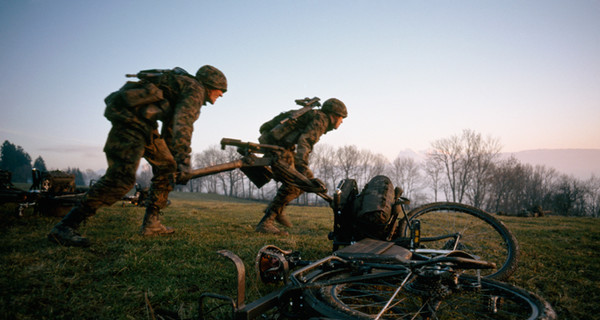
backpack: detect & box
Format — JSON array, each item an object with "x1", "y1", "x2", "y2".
[
  {"x1": 258, "y1": 98, "x2": 321, "y2": 145},
  {"x1": 259, "y1": 109, "x2": 295, "y2": 135}
]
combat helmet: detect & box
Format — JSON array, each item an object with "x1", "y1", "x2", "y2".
[
  {"x1": 196, "y1": 65, "x2": 227, "y2": 92},
  {"x1": 321, "y1": 98, "x2": 347, "y2": 118}
]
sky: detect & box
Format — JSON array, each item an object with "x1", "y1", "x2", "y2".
[{"x1": 1, "y1": 0, "x2": 599, "y2": 172}]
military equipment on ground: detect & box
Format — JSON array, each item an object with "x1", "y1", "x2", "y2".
[
  {"x1": 179, "y1": 138, "x2": 332, "y2": 203},
  {"x1": 1, "y1": 169, "x2": 86, "y2": 217},
  {"x1": 121, "y1": 183, "x2": 148, "y2": 207}
]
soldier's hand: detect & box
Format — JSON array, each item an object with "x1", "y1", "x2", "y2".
[
  {"x1": 310, "y1": 178, "x2": 327, "y2": 193},
  {"x1": 175, "y1": 164, "x2": 191, "y2": 185}
]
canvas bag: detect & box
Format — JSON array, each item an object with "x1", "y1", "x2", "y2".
[{"x1": 355, "y1": 175, "x2": 396, "y2": 239}]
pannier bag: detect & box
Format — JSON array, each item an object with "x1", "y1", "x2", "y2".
[{"x1": 355, "y1": 175, "x2": 396, "y2": 239}]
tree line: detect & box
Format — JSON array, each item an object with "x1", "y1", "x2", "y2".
[
  {"x1": 174, "y1": 129, "x2": 599, "y2": 218},
  {"x1": 0, "y1": 140, "x2": 100, "y2": 187},
  {"x1": 3, "y1": 131, "x2": 599, "y2": 218}
]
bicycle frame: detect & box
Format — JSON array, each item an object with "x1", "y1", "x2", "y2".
[{"x1": 199, "y1": 237, "x2": 495, "y2": 320}]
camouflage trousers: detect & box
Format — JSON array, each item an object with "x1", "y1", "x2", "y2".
[
  {"x1": 79, "y1": 123, "x2": 176, "y2": 215},
  {"x1": 265, "y1": 149, "x2": 314, "y2": 215}
]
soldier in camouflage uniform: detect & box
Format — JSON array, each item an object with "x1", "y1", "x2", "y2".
[
  {"x1": 256, "y1": 98, "x2": 347, "y2": 235},
  {"x1": 48, "y1": 65, "x2": 227, "y2": 247}
]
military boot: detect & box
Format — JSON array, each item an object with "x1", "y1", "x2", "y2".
[
  {"x1": 265, "y1": 206, "x2": 293, "y2": 228},
  {"x1": 255, "y1": 211, "x2": 289, "y2": 235},
  {"x1": 275, "y1": 212, "x2": 293, "y2": 228},
  {"x1": 140, "y1": 206, "x2": 175, "y2": 236},
  {"x1": 47, "y1": 206, "x2": 91, "y2": 247}
]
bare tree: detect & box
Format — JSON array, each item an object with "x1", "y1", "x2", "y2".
[
  {"x1": 388, "y1": 156, "x2": 422, "y2": 200},
  {"x1": 551, "y1": 174, "x2": 587, "y2": 216},
  {"x1": 487, "y1": 157, "x2": 523, "y2": 213},
  {"x1": 486, "y1": 159, "x2": 560, "y2": 215},
  {"x1": 583, "y1": 174, "x2": 600, "y2": 217},
  {"x1": 215, "y1": 147, "x2": 245, "y2": 196},
  {"x1": 522, "y1": 165, "x2": 557, "y2": 211},
  {"x1": 310, "y1": 144, "x2": 340, "y2": 194},
  {"x1": 465, "y1": 131, "x2": 502, "y2": 208},
  {"x1": 424, "y1": 154, "x2": 443, "y2": 202},
  {"x1": 428, "y1": 133, "x2": 464, "y2": 202},
  {"x1": 359, "y1": 151, "x2": 388, "y2": 186},
  {"x1": 428, "y1": 129, "x2": 500, "y2": 204},
  {"x1": 194, "y1": 145, "x2": 224, "y2": 193},
  {"x1": 336, "y1": 145, "x2": 362, "y2": 181}
]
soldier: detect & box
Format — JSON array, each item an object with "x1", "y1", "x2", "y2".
[
  {"x1": 48, "y1": 65, "x2": 227, "y2": 247},
  {"x1": 256, "y1": 98, "x2": 347, "y2": 234}
]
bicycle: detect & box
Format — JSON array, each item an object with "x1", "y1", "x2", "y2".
[
  {"x1": 193, "y1": 146, "x2": 554, "y2": 318},
  {"x1": 199, "y1": 238, "x2": 554, "y2": 319}
]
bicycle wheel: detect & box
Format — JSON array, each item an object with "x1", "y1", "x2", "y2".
[
  {"x1": 401, "y1": 202, "x2": 518, "y2": 280},
  {"x1": 304, "y1": 268, "x2": 556, "y2": 320}
]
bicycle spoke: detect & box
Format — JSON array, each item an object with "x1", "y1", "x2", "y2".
[
  {"x1": 405, "y1": 203, "x2": 518, "y2": 280},
  {"x1": 375, "y1": 271, "x2": 412, "y2": 320},
  {"x1": 304, "y1": 267, "x2": 552, "y2": 320}
]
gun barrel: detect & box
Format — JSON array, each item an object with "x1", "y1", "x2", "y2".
[
  {"x1": 220, "y1": 138, "x2": 244, "y2": 149},
  {"x1": 220, "y1": 138, "x2": 285, "y2": 154},
  {"x1": 188, "y1": 160, "x2": 244, "y2": 180}
]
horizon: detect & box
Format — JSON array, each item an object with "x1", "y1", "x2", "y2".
[
  {"x1": 8, "y1": 138, "x2": 598, "y2": 181},
  {"x1": 1, "y1": 1, "x2": 599, "y2": 173}
]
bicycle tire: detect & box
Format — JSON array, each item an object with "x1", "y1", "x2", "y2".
[
  {"x1": 304, "y1": 268, "x2": 556, "y2": 320},
  {"x1": 402, "y1": 202, "x2": 518, "y2": 281}
]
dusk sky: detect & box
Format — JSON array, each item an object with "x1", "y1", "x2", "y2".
[{"x1": 1, "y1": 1, "x2": 599, "y2": 171}]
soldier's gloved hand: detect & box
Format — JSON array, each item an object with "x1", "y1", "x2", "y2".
[
  {"x1": 310, "y1": 178, "x2": 327, "y2": 193},
  {"x1": 175, "y1": 164, "x2": 191, "y2": 185}
]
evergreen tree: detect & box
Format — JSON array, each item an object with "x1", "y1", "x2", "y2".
[
  {"x1": 66, "y1": 167, "x2": 86, "y2": 186},
  {"x1": 0, "y1": 140, "x2": 32, "y2": 182},
  {"x1": 33, "y1": 156, "x2": 47, "y2": 172}
]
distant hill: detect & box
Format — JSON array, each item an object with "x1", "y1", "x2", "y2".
[{"x1": 503, "y1": 149, "x2": 600, "y2": 180}]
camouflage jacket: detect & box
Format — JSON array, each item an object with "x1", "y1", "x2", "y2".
[
  {"x1": 104, "y1": 68, "x2": 207, "y2": 167},
  {"x1": 260, "y1": 109, "x2": 334, "y2": 174}
]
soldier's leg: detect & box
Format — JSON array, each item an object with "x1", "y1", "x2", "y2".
[
  {"x1": 272, "y1": 150, "x2": 308, "y2": 228},
  {"x1": 274, "y1": 183, "x2": 304, "y2": 227},
  {"x1": 256, "y1": 183, "x2": 303, "y2": 234},
  {"x1": 140, "y1": 131, "x2": 176, "y2": 236},
  {"x1": 48, "y1": 126, "x2": 145, "y2": 246}
]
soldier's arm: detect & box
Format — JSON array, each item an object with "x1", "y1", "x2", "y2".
[
  {"x1": 170, "y1": 78, "x2": 206, "y2": 167},
  {"x1": 294, "y1": 112, "x2": 329, "y2": 175}
]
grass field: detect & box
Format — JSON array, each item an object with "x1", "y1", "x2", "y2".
[{"x1": 1, "y1": 191, "x2": 599, "y2": 319}]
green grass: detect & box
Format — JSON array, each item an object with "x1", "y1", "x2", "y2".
[{"x1": 1, "y1": 192, "x2": 599, "y2": 319}]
